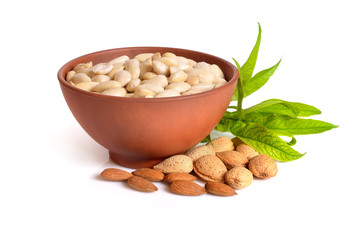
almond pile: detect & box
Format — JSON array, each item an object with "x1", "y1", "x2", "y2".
[{"x1": 99, "y1": 136, "x2": 278, "y2": 196}]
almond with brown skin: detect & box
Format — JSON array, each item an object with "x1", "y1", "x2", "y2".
[
  {"x1": 132, "y1": 168, "x2": 164, "y2": 182},
  {"x1": 127, "y1": 176, "x2": 158, "y2": 192},
  {"x1": 100, "y1": 168, "x2": 132, "y2": 181},
  {"x1": 164, "y1": 172, "x2": 197, "y2": 183},
  {"x1": 205, "y1": 181, "x2": 237, "y2": 196},
  {"x1": 169, "y1": 180, "x2": 206, "y2": 196}
]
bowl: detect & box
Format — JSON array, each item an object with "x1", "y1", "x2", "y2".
[{"x1": 57, "y1": 47, "x2": 238, "y2": 168}]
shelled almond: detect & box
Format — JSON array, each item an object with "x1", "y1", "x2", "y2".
[
  {"x1": 132, "y1": 168, "x2": 165, "y2": 182},
  {"x1": 98, "y1": 136, "x2": 278, "y2": 196}
]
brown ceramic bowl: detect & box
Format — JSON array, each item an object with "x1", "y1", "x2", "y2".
[{"x1": 58, "y1": 47, "x2": 238, "y2": 168}]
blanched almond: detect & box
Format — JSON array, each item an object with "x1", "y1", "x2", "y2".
[
  {"x1": 139, "y1": 57, "x2": 153, "y2": 77},
  {"x1": 124, "y1": 59, "x2": 140, "y2": 79},
  {"x1": 134, "y1": 83, "x2": 164, "y2": 97},
  {"x1": 160, "y1": 57, "x2": 179, "y2": 67},
  {"x1": 91, "y1": 80, "x2": 122, "y2": 92},
  {"x1": 92, "y1": 74, "x2": 110, "y2": 83},
  {"x1": 107, "y1": 65, "x2": 124, "y2": 79},
  {"x1": 162, "y1": 52, "x2": 177, "y2": 58},
  {"x1": 134, "y1": 53, "x2": 154, "y2": 62},
  {"x1": 142, "y1": 72, "x2": 157, "y2": 80},
  {"x1": 155, "y1": 89, "x2": 181, "y2": 98},
  {"x1": 114, "y1": 70, "x2": 132, "y2": 86},
  {"x1": 69, "y1": 73, "x2": 91, "y2": 85},
  {"x1": 165, "y1": 82, "x2": 191, "y2": 93},
  {"x1": 108, "y1": 55, "x2": 129, "y2": 65},
  {"x1": 190, "y1": 83, "x2": 214, "y2": 92},
  {"x1": 210, "y1": 64, "x2": 225, "y2": 78},
  {"x1": 74, "y1": 82, "x2": 99, "y2": 91},
  {"x1": 126, "y1": 78, "x2": 141, "y2": 92},
  {"x1": 142, "y1": 75, "x2": 168, "y2": 87},
  {"x1": 152, "y1": 60, "x2": 169, "y2": 76},
  {"x1": 73, "y1": 61, "x2": 93, "y2": 72},
  {"x1": 92, "y1": 63, "x2": 113, "y2": 75},
  {"x1": 169, "y1": 70, "x2": 188, "y2": 83},
  {"x1": 66, "y1": 70, "x2": 76, "y2": 82},
  {"x1": 102, "y1": 87, "x2": 127, "y2": 97}
]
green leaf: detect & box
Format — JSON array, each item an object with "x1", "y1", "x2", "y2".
[
  {"x1": 221, "y1": 110, "x2": 239, "y2": 121},
  {"x1": 231, "y1": 122, "x2": 305, "y2": 162},
  {"x1": 244, "y1": 99, "x2": 322, "y2": 117},
  {"x1": 256, "y1": 115, "x2": 339, "y2": 136},
  {"x1": 287, "y1": 136, "x2": 297, "y2": 146},
  {"x1": 232, "y1": 58, "x2": 243, "y2": 101},
  {"x1": 241, "y1": 111, "x2": 270, "y2": 125},
  {"x1": 216, "y1": 119, "x2": 304, "y2": 161},
  {"x1": 241, "y1": 22, "x2": 262, "y2": 83},
  {"x1": 256, "y1": 101, "x2": 321, "y2": 117},
  {"x1": 231, "y1": 23, "x2": 262, "y2": 101},
  {"x1": 242, "y1": 59, "x2": 281, "y2": 99},
  {"x1": 243, "y1": 99, "x2": 286, "y2": 114},
  {"x1": 217, "y1": 23, "x2": 339, "y2": 163},
  {"x1": 232, "y1": 58, "x2": 242, "y2": 72},
  {"x1": 216, "y1": 117, "x2": 241, "y2": 132},
  {"x1": 282, "y1": 102, "x2": 321, "y2": 117},
  {"x1": 201, "y1": 134, "x2": 212, "y2": 144}
]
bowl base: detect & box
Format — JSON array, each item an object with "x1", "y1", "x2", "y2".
[{"x1": 109, "y1": 151, "x2": 164, "y2": 169}]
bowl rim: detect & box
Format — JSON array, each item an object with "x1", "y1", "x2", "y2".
[{"x1": 57, "y1": 46, "x2": 238, "y2": 102}]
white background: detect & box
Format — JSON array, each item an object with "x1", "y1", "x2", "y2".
[{"x1": 1, "y1": 0, "x2": 351, "y2": 239}]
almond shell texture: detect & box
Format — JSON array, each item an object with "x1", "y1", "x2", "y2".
[
  {"x1": 216, "y1": 150, "x2": 248, "y2": 168},
  {"x1": 185, "y1": 144, "x2": 215, "y2": 162},
  {"x1": 225, "y1": 166, "x2": 253, "y2": 189},
  {"x1": 193, "y1": 155, "x2": 228, "y2": 182},
  {"x1": 236, "y1": 143, "x2": 260, "y2": 160},
  {"x1": 248, "y1": 154, "x2": 278, "y2": 179},
  {"x1": 153, "y1": 155, "x2": 193, "y2": 174},
  {"x1": 207, "y1": 136, "x2": 234, "y2": 152}
]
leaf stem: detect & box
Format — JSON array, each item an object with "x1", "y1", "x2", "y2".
[{"x1": 237, "y1": 79, "x2": 244, "y2": 121}]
